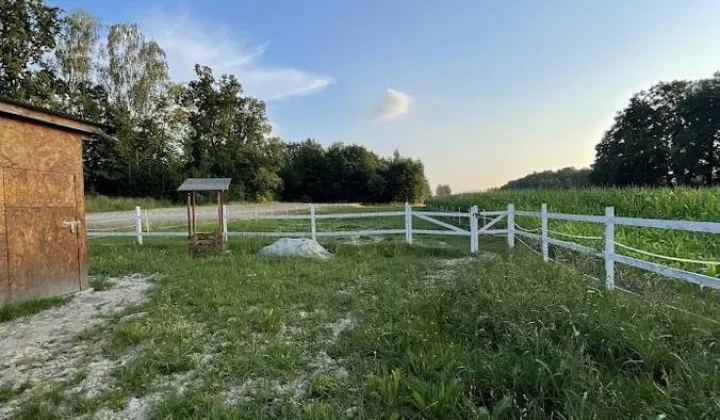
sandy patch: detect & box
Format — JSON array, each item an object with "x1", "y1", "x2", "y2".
[
  {"x1": 327, "y1": 317, "x2": 355, "y2": 337},
  {"x1": 0, "y1": 274, "x2": 154, "y2": 419}
]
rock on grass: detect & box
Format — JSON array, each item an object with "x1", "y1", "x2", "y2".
[{"x1": 259, "y1": 238, "x2": 332, "y2": 260}]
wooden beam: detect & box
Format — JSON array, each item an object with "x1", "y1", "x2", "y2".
[
  {"x1": 217, "y1": 191, "x2": 222, "y2": 234},
  {"x1": 0, "y1": 101, "x2": 104, "y2": 135},
  {"x1": 187, "y1": 193, "x2": 192, "y2": 238}
]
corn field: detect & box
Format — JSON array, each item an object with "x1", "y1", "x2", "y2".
[{"x1": 428, "y1": 188, "x2": 720, "y2": 278}]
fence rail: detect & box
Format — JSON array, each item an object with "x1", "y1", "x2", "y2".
[{"x1": 87, "y1": 202, "x2": 720, "y2": 291}]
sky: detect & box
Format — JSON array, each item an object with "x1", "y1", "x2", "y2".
[{"x1": 53, "y1": 0, "x2": 720, "y2": 191}]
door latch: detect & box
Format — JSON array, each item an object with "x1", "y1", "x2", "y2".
[{"x1": 62, "y1": 220, "x2": 82, "y2": 233}]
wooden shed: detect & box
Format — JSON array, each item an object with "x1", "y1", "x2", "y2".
[{"x1": 0, "y1": 98, "x2": 104, "y2": 303}]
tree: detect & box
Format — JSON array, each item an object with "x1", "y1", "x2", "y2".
[
  {"x1": 279, "y1": 144, "x2": 431, "y2": 203},
  {"x1": 101, "y1": 23, "x2": 169, "y2": 117},
  {"x1": 673, "y1": 75, "x2": 720, "y2": 186},
  {"x1": 54, "y1": 10, "x2": 100, "y2": 91},
  {"x1": 0, "y1": 0, "x2": 62, "y2": 104},
  {"x1": 590, "y1": 80, "x2": 691, "y2": 187},
  {"x1": 589, "y1": 75, "x2": 720, "y2": 187},
  {"x1": 591, "y1": 96, "x2": 672, "y2": 186},
  {"x1": 181, "y1": 65, "x2": 280, "y2": 200},
  {"x1": 280, "y1": 139, "x2": 328, "y2": 202},
  {"x1": 385, "y1": 151, "x2": 431, "y2": 203},
  {"x1": 435, "y1": 184, "x2": 452, "y2": 196}
]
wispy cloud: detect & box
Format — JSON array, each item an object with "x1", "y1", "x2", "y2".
[
  {"x1": 378, "y1": 89, "x2": 411, "y2": 120},
  {"x1": 140, "y1": 10, "x2": 333, "y2": 101}
]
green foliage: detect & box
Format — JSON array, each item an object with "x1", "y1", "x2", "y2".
[
  {"x1": 280, "y1": 141, "x2": 431, "y2": 203},
  {"x1": 54, "y1": 10, "x2": 100, "y2": 96},
  {"x1": 84, "y1": 195, "x2": 174, "y2": 212},
  {"x1": 180, "y1": 65, "x2": 282, "y2": 200},
  {"x1": 590, "y1": 76, "x2": 720, "y2": 187},
  {"x1": 502, "y1": 167, "x2": 590, "y2": 190},
  {"x1": 435, "y1": 184, "x2": 452, "y2": 196},
  {"x1": 0, "y1": 0, "x2": 62, "y2": 103},
  {"x1": 89, "y1": 275, "x2": 113, "y2": 291}
]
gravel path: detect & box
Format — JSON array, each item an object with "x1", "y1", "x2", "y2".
[{"x1": 86, "y1": 203, "x2": 352, "y2": 226}]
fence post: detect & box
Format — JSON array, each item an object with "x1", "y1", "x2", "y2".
[
  {"x1": 135, "y1": 206, "x2": 143, "y2": 245},
  {"x1": 604, "y1": 206, "x2": 615, "y2": 290},
  {"x1": 541, "y1": 203, "x2": 548, "y2": 262},
  {"x1": 310, "y1": 203, "x2": 317, "y2": 241},
  {"x1": 144, "y1": 209, "x2": 150, "y2": 233},
  {"x1": 223, "y1": 204, "x2": 229, "y2": 243},
  {"x1": 470, "y1": 206, "x2": 478, "y2": 253},
  {"x1": 507, "y1": 203, "x2": 515, "y2": 248},
  {"x1": 405, "y1": 202, "x2": 413, "y2": 245}
]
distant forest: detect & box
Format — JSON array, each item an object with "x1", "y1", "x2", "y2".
[
  {"x1": 501, "y1": 167, "x2": 590, "y2": 190},
  {"x1": 0, "y1": 0, "x2": 430, "y2": 203}
]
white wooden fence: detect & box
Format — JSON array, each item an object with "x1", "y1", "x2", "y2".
[{"x1": 87, "y1": 203, "x2": 720, "y2": 291}]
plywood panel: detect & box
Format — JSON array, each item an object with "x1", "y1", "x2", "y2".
[
  {"x1": 74, "y1": 174, "x2": 88, "y2": 290},
  {"x1": 7, "y1": 207, "x2": 80, "y2": 302},
  {"x1": 3, "y1": 170, "x2": 76, "y2": 208},
  {"x1": 0, "y1": 168, "x2": 7, "y2": 303},
  {"x1": 0, "y1": 118, "x2": 82, "y2": 173}
]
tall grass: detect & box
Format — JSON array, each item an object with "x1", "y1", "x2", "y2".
[
  {"x1": 428, "y1": 187, "x2": 720, "y2": 220},
  {"x1": 85, "y1": 195, "x2": 175, "y2": 213}
]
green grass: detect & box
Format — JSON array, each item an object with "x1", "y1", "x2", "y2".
[
  {"x1": 0, "y1": 295, "x2": 69, "y2": 323},
  {"x1": 11, "y1": 224, "x2": 720, "y2": 419},
  {"x1": 89, "y1": 275, "x2": 114, "y2": 291},
  {"x1": 85, "y1": 195, "x2": 175, "y2": 213},
  {"x1": 429, "y1": 188, "x2": 720, "y2": 280}
]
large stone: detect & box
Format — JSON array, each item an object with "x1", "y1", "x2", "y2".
[{"x1": 259, "y1": 238, "x2": 332, "y2": 260}]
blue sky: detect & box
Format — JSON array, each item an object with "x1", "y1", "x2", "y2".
[{"x1": 54, "y1": 0, "x2": 720, "y2": 191}]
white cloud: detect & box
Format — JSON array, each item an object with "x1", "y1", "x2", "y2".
[
  {"x1": 378, "y1": 89, "x2": 411, "y2": 120},
  {"x1": 140, "y1": 10, "x2": 333, "y2": 101}
]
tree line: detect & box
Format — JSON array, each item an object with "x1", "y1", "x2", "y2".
[
  {"x1": 0, "y1": 0, "x2": 431, "y2": 203},
  {"x1": 501, "y1": 167, "x2": 590, "y2": 190}
]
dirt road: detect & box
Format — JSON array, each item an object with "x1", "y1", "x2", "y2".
[{"x1": 86, "y1": 203, "x2": 351, "y2": 226}]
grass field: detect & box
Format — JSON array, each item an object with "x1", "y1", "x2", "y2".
[
  {"x1": 5, "y1": 207, "x2": 720, "y2": 419},
  {"x1": 429, "y1": 188, "x2": 720, "y2": 279},
  {"x1": 85, "y1": 195, "x2": 176, "y2": 213}
]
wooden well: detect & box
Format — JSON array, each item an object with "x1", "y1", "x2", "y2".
[{"x1": 177, "y1": 178, "x2": 231, "y2": 256}]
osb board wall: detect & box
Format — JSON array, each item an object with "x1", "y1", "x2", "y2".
[
  {"x1": 6, "y1": 207, "x2": 81, "y2": 301},
  {"x1": 0, "y1": 116, "x2": 87, "y2": 302},
  {"x1": 4, "y1": 170, "x2": 76, "y2": 207},
  {"x1": 0, "y1": 168, "x2": 7, "y2": 303},
  {"x1": 0, "y1": 118, "x2": 82, "y2": 173},
  {"x1": 74, "y1": 174, "x2": 87, "y2": 290}
]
